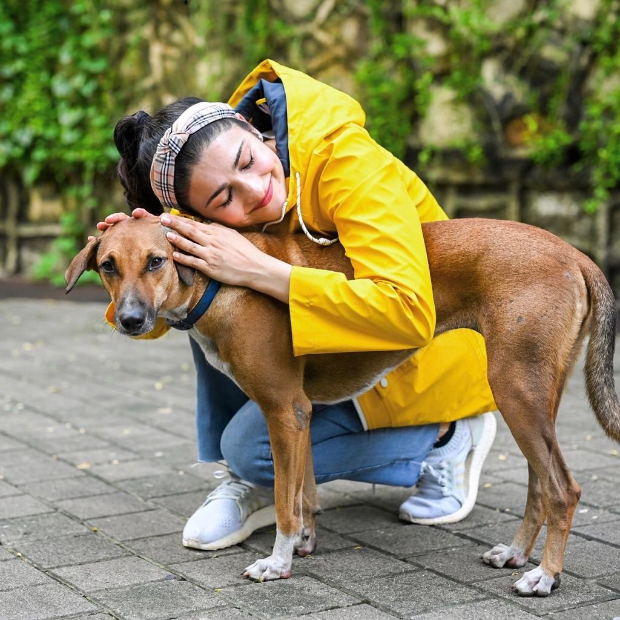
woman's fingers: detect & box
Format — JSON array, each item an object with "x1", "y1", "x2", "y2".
[
  {"x1": 165, "y1": 231, "x2": 207, "y2": 257},
  {"x1": 131, "y1": 208, "x2": 153, "y2": 218}
]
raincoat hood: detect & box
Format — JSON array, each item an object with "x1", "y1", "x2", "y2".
[{"x1": 228, "y1": 59, "x2": 366, "y2": 224}]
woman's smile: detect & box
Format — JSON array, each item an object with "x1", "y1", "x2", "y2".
[{"x1": 255, "y1": 177, "x2": 273, "y2": 211}]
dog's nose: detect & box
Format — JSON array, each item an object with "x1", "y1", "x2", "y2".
[{"x1": 119, "y1": 311, "x2": 145, "y2": 332}]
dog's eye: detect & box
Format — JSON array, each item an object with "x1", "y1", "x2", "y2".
[
  {"x1": 100, "y1": 260, "x2": 114, "y2": 273},
  {"x1": 149, "y1": 256, "x2": 166, "y2": 271}
]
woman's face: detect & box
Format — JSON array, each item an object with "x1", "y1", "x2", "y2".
[{"x1": 186, "y1": 124, "x2": 288, "y2": 228}]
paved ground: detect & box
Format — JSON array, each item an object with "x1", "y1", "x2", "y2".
[{"x1": 1, "y1": 297, "x2": 620, "y2": 620}]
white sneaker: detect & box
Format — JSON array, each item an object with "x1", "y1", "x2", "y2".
[
  {"x1": 182, "y1": 473, "x2": 276, "y2": 550},
  {"x1": 399, "y1": 412, "x2": 497, "y2": 525}
]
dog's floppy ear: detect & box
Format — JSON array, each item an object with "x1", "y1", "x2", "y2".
[
  {"x1": 65, "y1": 237, "x2": 101, "y2": 294},
  {"x1": 175, "y1": 261, "x2": 195, "y2": 287}
]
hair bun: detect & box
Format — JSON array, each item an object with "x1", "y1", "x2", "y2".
[{"x1": 114, "y1": 110, "x2": 150, "y2": 166}]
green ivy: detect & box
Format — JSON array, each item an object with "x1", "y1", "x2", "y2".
[{"x1": 5, "y1": 0, "x2": 620, "y2": 285}]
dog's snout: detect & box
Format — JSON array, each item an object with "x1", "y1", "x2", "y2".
[{"x1": 119, "y1": 309, "x2": 146, "y2": 333}]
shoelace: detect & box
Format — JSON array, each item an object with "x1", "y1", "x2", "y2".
[
  {"x1": 417, "y1": 461, "x2": 451, "y2": 497},
  {"x1": 202, "y1": 470, "x2": 256, "y2": 506}
]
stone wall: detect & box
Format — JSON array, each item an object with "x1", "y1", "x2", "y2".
[{"x1": 1, "y1": 0, "x2": 618, "y2": 306}]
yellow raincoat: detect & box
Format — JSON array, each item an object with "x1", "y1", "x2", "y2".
[{"x1": 114, "y1": 59, "x2": 497, "y2": 429}]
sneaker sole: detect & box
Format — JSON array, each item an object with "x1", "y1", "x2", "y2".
[
  {"x1": 182, "y1": 504, "x2": 277, "y2": 551},
  {"x1": 400, "y1": 412, "x2": 497, "y2": 525}
]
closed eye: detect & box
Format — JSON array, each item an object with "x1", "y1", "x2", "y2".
[{"x1": 242, "y1": 154, "x2": 254, "y2": 171}]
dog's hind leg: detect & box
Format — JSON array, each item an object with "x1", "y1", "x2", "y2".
[
  {"x1": 243, "y1": 393, "x2": 313, "y2": 582},
  {"x1": 484, "y1": 356, "x2": 581, "y2": 596},
  {"x1": 482, "y1": 463, "x2": 545, "y2": 569}
]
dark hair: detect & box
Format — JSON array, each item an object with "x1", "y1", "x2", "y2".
[{"x1": 113, "y1": 97, "x2": 252, "y2": 215}]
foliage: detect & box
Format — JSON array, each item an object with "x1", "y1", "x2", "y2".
[
  {"x1": 355, "y1": 0, "x2": 620, "y2": 213},
  {"x1": 4, "y1": 0, "x2": 620, "y2": 283}
]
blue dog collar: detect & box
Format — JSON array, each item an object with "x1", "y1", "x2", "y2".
[{"x1": 166, "y1": 279, "x2": 221, "y2": 331}]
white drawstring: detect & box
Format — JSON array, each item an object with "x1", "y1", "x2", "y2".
[{"x1": 262, "y1": 171, "x2": 339, "y2": 246}]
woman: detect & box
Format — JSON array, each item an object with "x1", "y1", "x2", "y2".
[{"x1": 100, "y1": 59, "x2": 497, "y2": 551}]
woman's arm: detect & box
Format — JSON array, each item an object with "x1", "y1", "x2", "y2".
[{"x1": 287, "y1": 125, "x2": 437, "y2": 356}]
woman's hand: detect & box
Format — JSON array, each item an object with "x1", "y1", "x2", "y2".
[
  {"x1": 88, "y1": 208, "x2": 153, "y2": 241},
  {"x1": 161, "y1": 214, "x2": 292, "y2": 303}
]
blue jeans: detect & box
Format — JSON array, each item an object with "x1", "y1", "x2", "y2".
[{"x1": 191, "y1": 337, "x2": 439, "y2": 488}]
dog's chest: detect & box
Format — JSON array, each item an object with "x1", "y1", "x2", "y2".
[{"x1": 190, "y1": 331, "x2": 240, "y2": 388}]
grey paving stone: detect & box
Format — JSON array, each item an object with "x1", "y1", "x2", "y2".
[
  {"x1": 58, "y1": 445, "x2": 139, "y2": 466},
  {"x1": 297, "y1": 546, "x2": 414, "y2": 586},
  {"x1": 352, "y1": 523, "x2": 470, "y2": 558},
  {"x1": 0, "y1": 512, "x2": 88, "y2": 544},
  {"x1": 437, "y1": 504, "x2": 520, "y2": 532},
  {"x1": 0, "y1": 582, "x2": 97, "y2": 619},
  {"x1": 475, "y1": 572, "x2": 617, "y2": 614},
  {"x1": 476, "y1": 481, "x2": 528, "y2": 515},
  {"x1": 573, "y1": 519, "x2": 620, "y2": 545},
  {"x1": 546, "y1": 598, "x2": 620, "y2": 619},
  {"x1": 566, "y1": 505, "x2": 620, "y2": 527},
  {"x1": 52, "y1": 555, "x2": 173, "y2": 592},
  {"x1": 56, "y1": 491, "x2": 151, "y2": 519},
  {"x1": 89, "y1": 458, "x2": 174, "y2": 482},
  {"x1": 24, "y1": 432, "x2": 112, "y2": 455},
  {"x1": 126, "y1": 532, "x2": 242, "y2": 564},
  {"x1": 0, "y1": 559, "x2": 55, "y2": 590},
  {"x1": 171, "y1": 551, "x2": 264, "y2": 588},
  {"x1": 562, "y1": 449, "x2": 620, "y2": 472},
  {"x1": 0, "y1": 479, "x2": 21, "y2": 498},
  {"x1": 411, "y1": 543, "x2": 508, "y2": 583},
  {"x1": 87, "y1": 508, "x2": 185, "y2": 541},
  {"x1": 317, "y1": 505, "x2": 400, "y2": 534},
  {"x1": 176, "y1": 609, "x2": 252, "y2": 620},
  {"x1": 0, "y1": 494, "x2": 52, "y2": 519},
  {"x1": 0, "y1": 434, "x2": 27, "y2": 452},
  {"x1": 116, "y1": 472, "x2": 208, "y2": 499},
  {"x1": 285, "y1": 604, "x2": 396, "y2": 620},
  {"x1": 0, "y1": 547, "x2": 15, "y2": 562},
  {"x1": 410, "y1": 599, "x2": 540, "y2": 619},
  {"x1": 220, "y1": 574, "x2": 360, "y2": 618},
  {"x1": 0, "y1": 450, "x2": 81, "y2": 484},
  {"x1": 597, "y1": 572, "x2": 620, "y2": 591},
  {"x1": 343, "y1": 570, "x2": 485, "y2": 616},
  {"x1": 19, "y1": 476, "x2": 116, "y2": 501},
  {"x1": 12, "y1": 534, "x2": 128, "y2": 568},
  {"x1": 92, "y1": 579, "x2": 222, "y2": 619}
]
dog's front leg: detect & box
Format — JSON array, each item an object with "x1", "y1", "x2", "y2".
[
  {"x1": 295, "y1": 442, "x2": 320, "y2": 556},
  {"x1": 243, "y1": 397, "x2": 312, "y2": 581}
]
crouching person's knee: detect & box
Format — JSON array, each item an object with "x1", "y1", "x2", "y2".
[{"x1": 220, "y1": 400, "x2": 275, "y2": 488}]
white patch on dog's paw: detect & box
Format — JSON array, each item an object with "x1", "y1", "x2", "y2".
[
  {"x1": 481, "y1": 543, "x2": 528, "y2": 568},
  {"x1": 512, "y1": 566, "x2": 560, "y2": 596},
  {"x1": 243, "y1": 556, "x2": 291, "y2": 582}
]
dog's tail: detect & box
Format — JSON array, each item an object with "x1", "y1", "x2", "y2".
[{"x1": 583, "y1": 261, "x2": 620, "y2": 443}]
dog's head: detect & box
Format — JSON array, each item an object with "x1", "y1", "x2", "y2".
[{"x1": 65, "y1": 216, "x2": 195, "y2": 337}]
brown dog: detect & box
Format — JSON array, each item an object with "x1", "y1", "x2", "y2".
[{"x1": 65, "y1": 216, "x2": 619, "y2": 596}]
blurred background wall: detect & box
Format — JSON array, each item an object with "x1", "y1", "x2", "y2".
[{"x1": 1, "y1": 0, "x2": 619, "y2": 302}]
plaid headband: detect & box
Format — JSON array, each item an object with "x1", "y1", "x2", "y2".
[{"x1": 149, "y1": 102, "x2": 238, "y2": 210}]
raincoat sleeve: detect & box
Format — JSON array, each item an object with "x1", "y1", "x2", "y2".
[{"x1": 288, "y1": 124, "x2": 438, "y2": 356}]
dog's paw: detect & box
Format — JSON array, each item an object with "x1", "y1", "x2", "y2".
[
  {"x1": 512, "y1": 566, "x2": 560, "y2": 596},
  {"x1": 481, "y1": 543, "x2": 528, "y2": 568},
  {"x1": 243, "y1": 556, "x2": 292, "y2": 582},
  {"x1": 294, "y1": 527, "x2": 316, "y2": 557}
]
